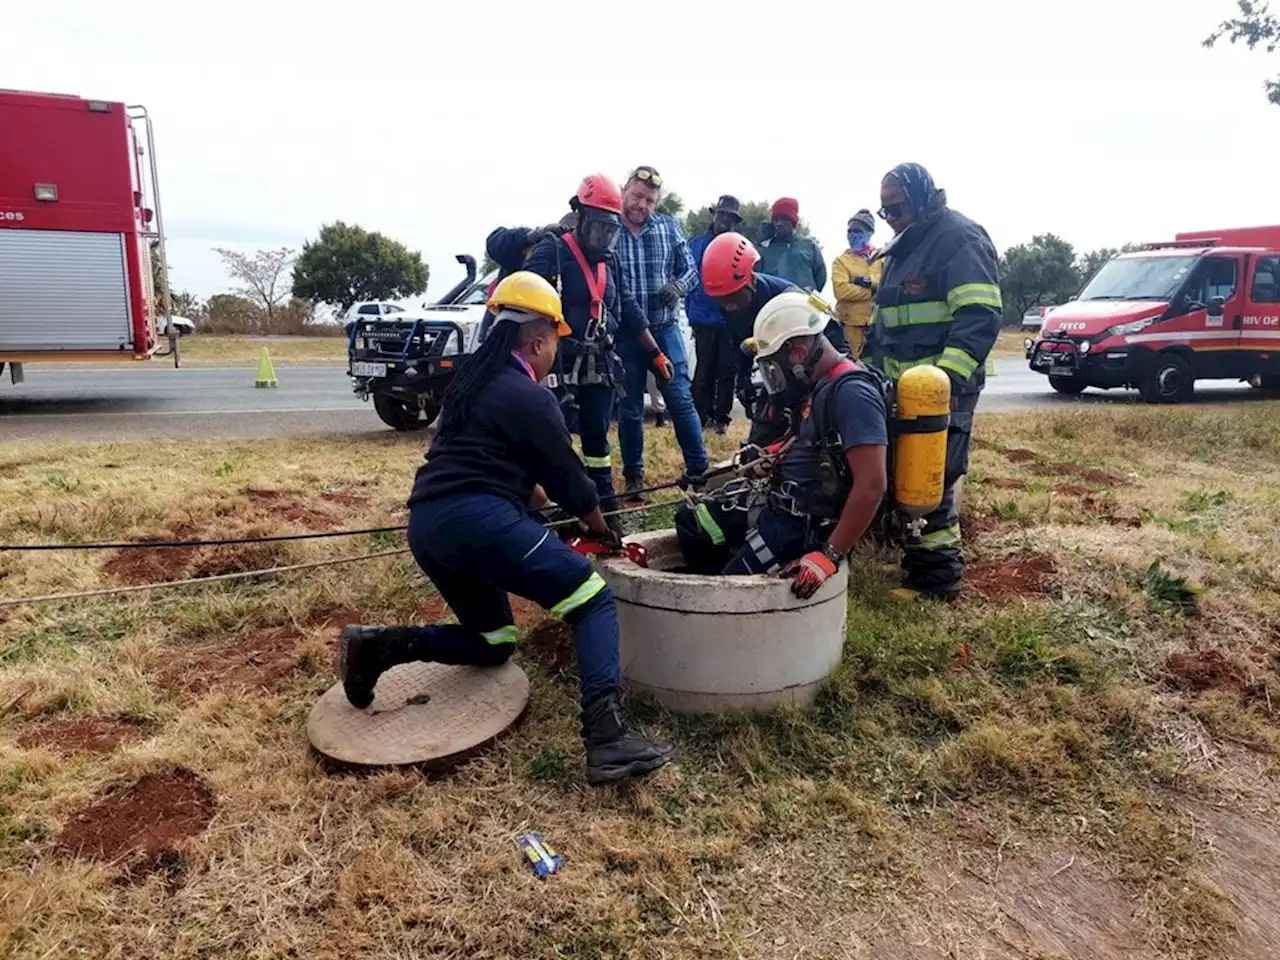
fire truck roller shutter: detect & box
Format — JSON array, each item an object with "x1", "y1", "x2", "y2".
[{"x1": 0, "y1": 230, "x2": 135, "y2": 352}]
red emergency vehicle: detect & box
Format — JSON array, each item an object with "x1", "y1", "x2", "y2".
[
  {"x1": 1025, "y1": 226, "x2": 1280, "y2": 402},
  {"x1": 0, "y1": 88, "x2": 170, "y2": 386}
]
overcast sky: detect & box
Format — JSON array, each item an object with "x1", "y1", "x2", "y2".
[{"x1": 10, "y1": 0, "x2": 1280, "y2": 303}]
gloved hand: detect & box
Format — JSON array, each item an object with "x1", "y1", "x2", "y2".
[
  {"x1": 651, "y1": 352, "x2": 674, "y2": 381},
  {"x1": 658, "y1": 282, "x2": 683, "y2": 308},
  {"x1": 780, "y1": 550, "x2": 839, "y2": 599},
  {"x1": 853, "y1": 276, "x2": 874, "y2": 289}
]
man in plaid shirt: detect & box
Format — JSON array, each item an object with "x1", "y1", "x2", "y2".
[{"x1": 613, "y1": 165, "x2": 709, "y2": 503}]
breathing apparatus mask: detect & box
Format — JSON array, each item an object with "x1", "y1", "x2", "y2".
[
  {"x1": 757, "y1": 334, "x2": 827, "y2": 408},
  {"x1": 577, "y1": 207, "x2": 621, "y2": 260}
]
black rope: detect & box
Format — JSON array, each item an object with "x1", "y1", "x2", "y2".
[{"x1": 1, "y1": 483, "x2": 690, "y2": 553}]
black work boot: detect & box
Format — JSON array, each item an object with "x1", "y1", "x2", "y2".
[
  {"x1": 340, "y1": 625, "x2": 415, "y2": 709},
  {"x1": 623, "y1": 476, "x2": 646, "y2": 506},
  {"x1": 581, "y1": 691, "x2": 677, "y2": 784}
]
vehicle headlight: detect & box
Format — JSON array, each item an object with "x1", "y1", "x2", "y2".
[
  {"x1": 1107, "y1": 317, "x2": 1155, "y2": 337},
  {"x1": 1023, "y1": 337, "x2": 1034, "y2": 350},
  {"x1": 1078, "y1": 340, "x2": 1091, "y2": 354}
]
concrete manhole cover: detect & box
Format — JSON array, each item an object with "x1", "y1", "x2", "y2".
[{"x1": 307, "y1": 661, "x2": 529, "y2": 768}]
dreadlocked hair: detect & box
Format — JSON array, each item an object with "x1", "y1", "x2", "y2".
[
  {"x1": 439, "y1": 314, "x2": 559, "y2": 434},
  {"x1": 438, "y1": 319, "x2": 524, "y2": 435}
]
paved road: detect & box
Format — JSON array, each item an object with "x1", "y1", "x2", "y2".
[{"x1": 1, "y1": 359, "x2": 1261, "y2": 442}]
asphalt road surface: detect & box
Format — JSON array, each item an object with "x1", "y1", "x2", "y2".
[{"x1": 1, "y1": 359, "x2": 1261, "y2": 443}]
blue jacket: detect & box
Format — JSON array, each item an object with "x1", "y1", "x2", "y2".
[
  {"x1": 523, "y1": 234, "x2": 648, "y2": 353},
  {"x1": 408, "y1": 356, "x2": 599, "y2": 516},
  {"x1": 723, "y1": 273, "x2": 848, "y2": 366},
  {"x1": 486, "y1": 226, "x2": 536, "y2": 284},
  {"x1": 685, "y1": 230, "x2": 724, "y2": 328}
]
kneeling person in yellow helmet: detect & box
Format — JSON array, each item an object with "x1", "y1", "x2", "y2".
[
  {"x1": 340, "y1": 272, "x2": 676, "y2": 785},
  {"x1": 675, "y1": 292, "x2": 889, "y2": 597}
]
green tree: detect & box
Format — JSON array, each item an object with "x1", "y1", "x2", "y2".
[
  {"x1": 998, "y1": 234, "x2": 1081, "y2": 325},
  {"x1": 215, "y1": 246, "x2": 296, "y2": 332},
  {"x1": 1204, "y1": 0, "x2": 1280, "y2": 105},
  {"x1": 292, "y1": 222, "x2": 429, "y2": 312},
  {"x1": 681, "y1": 200, "x2": 810, "y2": 243},
  {"x1": 656, "y1": 192, "x2": 685, "y2": 218}
]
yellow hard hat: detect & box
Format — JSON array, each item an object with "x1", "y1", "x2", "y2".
[{"x1": 487, "y1": 271, "x2": 570, "y2": 336}]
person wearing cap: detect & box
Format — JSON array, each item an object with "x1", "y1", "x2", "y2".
[
  {"x1": 870, "y1": 162, "x2": 1001, "y2": 602},
  {"x1": 758, "y1": 197, "x2": 827, "y2": 294},
  {"x1": 687, "y1": 195, "x2": 744, "y2": 434},
  {"x1": 674, "y1": 291, "x2": 888, "y2": 594},
  {"x1": 831, "y1": 209, "x2": 883, "y2": 358},
  {"x1": 612, "y1": 165, "x2": 709, "y2": 504},
  {"x1": 340, "y1": 271, "x2": 677, "y2": 785},
  {"x1": 524, "y1": 173, "x2": 675, "y2": 512}
]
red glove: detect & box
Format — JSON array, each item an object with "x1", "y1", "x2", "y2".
[
  {"x1": 651, "y1": 352, "x2": 674, "y2": 382},
  {"x1": 780, "y1": 550, "x2": 838, "y2": 599}
]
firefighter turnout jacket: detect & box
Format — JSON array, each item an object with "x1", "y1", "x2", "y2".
[{"x1": 871, "y1": 208, "x2": 1001, "y2": 394}]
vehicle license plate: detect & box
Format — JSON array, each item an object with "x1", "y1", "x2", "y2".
[{"x1": 351, "y1": 361, "x2": 387, "y2": 378}]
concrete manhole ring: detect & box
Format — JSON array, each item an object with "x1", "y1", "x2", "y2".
[{"x1": 307, "y1": 661, "x2": 529, "y2": 768}]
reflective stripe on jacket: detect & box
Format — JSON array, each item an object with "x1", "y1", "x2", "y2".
[{"x1": 870, "y1": 208, "x2": 1001, "y2": 394}]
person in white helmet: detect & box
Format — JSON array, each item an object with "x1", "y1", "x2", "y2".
[{"x1": 674, "y1": 292, "x2": 889, "y2": 597}]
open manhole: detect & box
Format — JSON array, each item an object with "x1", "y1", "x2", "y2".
[{"x1": 307, "y1": 660, "x2": 529, "y2": 768}]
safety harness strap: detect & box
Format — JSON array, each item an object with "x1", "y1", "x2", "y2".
[{"x1": 560, "y1": 233, "x2": 608, "y2": 324}]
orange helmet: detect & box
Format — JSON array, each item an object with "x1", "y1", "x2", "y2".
[
  {"x1": 571, "y1": 173, "x2": 623, "y2": 215},
  {"x1": 702, "y1": 232, "x2": 760, "y2": 297}
]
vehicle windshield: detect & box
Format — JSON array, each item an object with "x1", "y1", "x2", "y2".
[{"x1": 1078, "y1": 255, "x2": 1197, "y2": 302}]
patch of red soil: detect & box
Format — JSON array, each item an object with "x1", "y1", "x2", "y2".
[
  {"x1": 159, "y1": 627, "x2": 305, "y2": 696},
  {"x1": 186, "y1": 543, "x2": 284, "y2": 579},
  {"x1": 104, "y1": 546, "x2": 197, "y2": 585},
  {"x1": 1003, "y1": 448, "x2": 1038, "y2": 464},
  {"x1": 1166, "y1": 649, "x2": 1245, "y2": 693},
  {"x1": 983, "y1": 477, "x2": 1028, "y2": 491},
  {"x1": 242, "y1": 487, "x2": 337, "y2": 530},
  {"x1": 1034, "y1": 462, "x2": 1128, "y2": 486},
  {"x1": 17, "y1": 717, "x2": 151, "y2": 756},
  {"x1": 967, "y1": 552, "x2": 1057, "y2": 601},
  {"x1": 522, "y1": 618, "x2": 574, "y2": 669},
  {"x1": 57, "y1": 767, "x2": 214, "y2": 877},
  {"x1": 319, "y1": 491, "x2": 368, "y2": 508},
  {"x1": 961, "y1": 514, "x2": 1007, "y2": 540},
  {"x1": 311, "y1": 606, "x2": 363, "y2": 632}
]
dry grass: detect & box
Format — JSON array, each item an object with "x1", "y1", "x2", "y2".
[
  {"x1": 4, "y1": 404, "x2": 1280, "y2": 958},
  {"x1": 177, "y1": 335, "x2": 348, "y2": 367},
  {"x1": 994, "y1": 328, "x2": 1031, "y2": 358}
]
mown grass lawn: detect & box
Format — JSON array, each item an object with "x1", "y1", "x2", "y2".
[
  {"x1": 176, "y1": 334, "x2": 348, "y2": 367},
  {"x1": 3, "y1": 405, "x2": 1280, "y2": 959}
]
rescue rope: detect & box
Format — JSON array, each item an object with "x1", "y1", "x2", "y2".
[
  {"x1": 0, "y1": 500, "x2": 679, "y2": 609},
  {"x1": 0, "y1": 481, "x2": 686, "y2": 553}
]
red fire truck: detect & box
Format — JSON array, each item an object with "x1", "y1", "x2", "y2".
[
  {"x1": 0, "y1": 88, "x2": 172, "y2": 387},
  {"x1": 1026, "y1": 225, "x2": 1280, "y2": 402}
]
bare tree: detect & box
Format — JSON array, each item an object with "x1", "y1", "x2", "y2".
[{"x1": 215, "y1": 246, "x2": 296, "y2": 333}]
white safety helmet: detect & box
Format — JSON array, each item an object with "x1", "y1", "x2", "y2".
[{"x1": 753, "y1": 291, "x2": 829, "y2": 395}]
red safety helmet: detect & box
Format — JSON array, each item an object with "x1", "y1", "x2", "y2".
[
  {"x1": 571, "y1": 173, "x2": 623, "y2": 215},
  {"x1": 702, "y1": 232, "x2": 760, "y2": 297}
]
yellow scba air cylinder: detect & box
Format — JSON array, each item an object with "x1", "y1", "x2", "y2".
[{"x1": 893, "y1": 364, "x2": 951, "y2": 530}]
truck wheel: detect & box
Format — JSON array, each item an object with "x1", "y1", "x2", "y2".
[
  {"x1": 1048, "y1": 374, "x2": 1088, "y2": 396},
  {"x1": 373, "y1": 394, "x2": 440, "y2": 431},
  {"x1": 1138, "y1": 353, "x2": 1193, "y2": 404}
]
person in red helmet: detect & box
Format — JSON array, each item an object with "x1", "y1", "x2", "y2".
[{"x1": 524, "y1": 174, "x2": 674, "y2": 510}]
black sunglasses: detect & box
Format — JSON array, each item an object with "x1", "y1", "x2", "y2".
[{"x1": 878, "y1": 201, "x2": 909, "y2": 221}]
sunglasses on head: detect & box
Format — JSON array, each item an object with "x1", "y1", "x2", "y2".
[
  {"x1": 632, "y1": 167, "x2": 663, "y2": 188},
  {"x1": 878, "y1": 201, "x2": 909, "y2": 221}
]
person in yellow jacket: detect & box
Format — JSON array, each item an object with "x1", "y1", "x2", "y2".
[{"x1": 831, "y1": 209, "x2": 882, "y2": 358}]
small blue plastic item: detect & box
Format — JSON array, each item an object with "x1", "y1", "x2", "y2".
[{"x1": 516, "y1": 831, "x2": 564, "y2": 878}]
